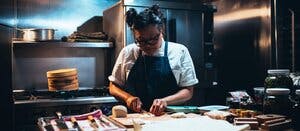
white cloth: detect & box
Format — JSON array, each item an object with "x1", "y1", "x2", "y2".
[{"x1": 108, "y1": 40, "x2": 199, "y2": 88}]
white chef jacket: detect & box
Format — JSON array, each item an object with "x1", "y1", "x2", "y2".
[{"x1": 108, "y1": 39, "x2": 199, "y2": 88}]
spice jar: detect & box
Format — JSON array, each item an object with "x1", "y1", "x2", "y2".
[
  {"x1": 263, "y1": 88, "x2": 292, "y2": 116},
  {"x1": 264, "y1": 69, "x2": 293, "y2": 90},
  {"x1": 253, "y1": 87, "x2": 264, "y2": 111}
]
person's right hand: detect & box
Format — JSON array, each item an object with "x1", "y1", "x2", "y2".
[{"x1": 126, "y1": 96, "x2": 142, "y2": 112}]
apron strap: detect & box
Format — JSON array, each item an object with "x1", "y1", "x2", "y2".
[{"x1": 164, "y1": 41, "x2": 168, "y2": 57}]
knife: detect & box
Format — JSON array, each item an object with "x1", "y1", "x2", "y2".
[
  {"x1": 88, "y1": 115, "x2": 99, "y2": 129},
  {"x1": 99, "y1": 116, "x2": 111, "y2": 127},
  {"x1": 71, "y1": 117, "x2": 83, "y2": 131},
  {"x1": 55, "y1": 112, "x2": 69, "y2": 131}
]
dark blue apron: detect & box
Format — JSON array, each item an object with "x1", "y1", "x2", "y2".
[{"x1": 125, "y1": 41, "x2": 180, "y2": 110}]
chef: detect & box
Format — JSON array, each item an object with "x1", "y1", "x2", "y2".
[{"x1": 108, "y1": 4, "x2": 198, "y2": 116}]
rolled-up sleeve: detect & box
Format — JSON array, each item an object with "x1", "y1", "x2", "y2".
[
  {"x1": 108, "y1": 48, "x2": 126, "y2": 87},
  {"x1": 178, "y1": 46, "x2": 199, "y2": 87}
]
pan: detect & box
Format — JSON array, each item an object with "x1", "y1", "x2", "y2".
[{"x1": 0, "y1": 23, "x2": 56, "y2": 41}]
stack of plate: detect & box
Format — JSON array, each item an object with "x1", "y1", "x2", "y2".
[{"x1": 46, "y1": 68, "x2": 79, "y2": 91}]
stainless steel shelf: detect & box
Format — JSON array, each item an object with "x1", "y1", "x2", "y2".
[
  {"x1": 12, "y1": 41, "x2": 114, "y2": 48},
  {"x1": 14, "y1": 96, "x2": 118, "y2": 107}
]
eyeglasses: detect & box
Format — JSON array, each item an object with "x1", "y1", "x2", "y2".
[{"x1": 135, "y1": 33, "x2": 160, "y2": 46}]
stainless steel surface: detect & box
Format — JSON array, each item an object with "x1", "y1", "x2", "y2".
[
  {"x1": 12, "y1": 47, "x2": 110, "y2": 90},
  {"x1": 289, "y1": 9, "x2": 295, "y2": 72},
  {"x1": 213, "y1": 0, "x2": 299, "y2": 92},
  {"x1": 274, "y1": 0, "x2": 278, "y2": 68},
  {"x1": 0, "y1": 20, "x2": 14, "y2": 131},
  {"x1": 14, "y1": 96, "x2": 117, "y2": 107},
  {"x1": 213, "y1": 0, "x2": 273, "y2": 90},
  {"x1": 12, "y1": 41, "x2": 113, "y2": 48}
]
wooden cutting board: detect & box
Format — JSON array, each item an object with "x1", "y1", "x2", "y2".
[
  {"x1": 255, "y1": 114, "x2": 286, "y2": 123},
  {"x1": 109, "y1": 113, "x2": 200, "y2": 128}
]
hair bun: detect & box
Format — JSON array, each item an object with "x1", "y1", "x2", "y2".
[
  {"x1": 149, "y1": 4, "x2": 161, "y2": 17},
  {"x1": 126, "y1": 8, "x2": 138, "y2": 27}
]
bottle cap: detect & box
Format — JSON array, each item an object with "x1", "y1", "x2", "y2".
[
  {"x1": 266, "y1": 88, "x2": 290, "y2": 95},
  {"x1": 267, "y1": 69, "x2": 290, "y2": 75},
  {"x1": 296, "y1": 89, "x2": 300, "y2": 95}
]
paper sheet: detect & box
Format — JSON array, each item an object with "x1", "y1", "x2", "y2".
[{"x1": 141, "y1": 116, "x2": 250, "y2": 131}]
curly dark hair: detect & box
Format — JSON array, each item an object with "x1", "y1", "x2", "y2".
[{"x1": 125, "y1": 4, "x2": 164, "y2": 30}]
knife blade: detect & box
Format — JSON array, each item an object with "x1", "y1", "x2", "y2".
[
  {"x1": 99, "y1": 116, "x2": 111, "y2": 127},
  {"x1": 55, "y1": 112, "x2": 68, "y2": 130}
]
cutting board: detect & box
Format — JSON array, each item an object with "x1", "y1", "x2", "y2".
[{"x1": 109, "y1": 113, "x2": 200, "y2": 128}]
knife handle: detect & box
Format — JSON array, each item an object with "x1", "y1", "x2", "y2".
[
  {"x1": 88, "y1": 115, "x2": 99, "y2": 128},
  {"x1": 71, "y1": 117, "x2": 79, "y2": 126},
  {"x1": 56, "y1": 111, "x2": 63, "y2": 119},
  {"x1": 71, "y1": 117, "x2": 83, "y2": 131}
]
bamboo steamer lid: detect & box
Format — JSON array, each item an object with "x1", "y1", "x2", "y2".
[{"x1": 47, "y1": 68, "x2": 77, "y2": 78}]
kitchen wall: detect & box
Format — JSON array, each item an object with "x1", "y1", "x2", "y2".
[
  {"x1": 0, "y1": 0, "x2": 120, "y2": 91},
  {"x1": 1, "y1": 0, "x2": 119, "y2": 39}
]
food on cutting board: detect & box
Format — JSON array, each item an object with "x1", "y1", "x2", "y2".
[
  {"x1": 204, "y1": 110, "x2": 232, "y2": 120},
  {"x1": 229, "y1": 108, "x2": 259, "y2": 118},
  {"x1": 112, "y1": 105, "x2": 128, "y2": 118},
  {"x1": 170, "y1": 112, "x2": 187, "y2": 118}
]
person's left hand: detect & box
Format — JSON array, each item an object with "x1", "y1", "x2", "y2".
[{"x1": 149, "y1": 99, "x2": 167, "y2": 116}]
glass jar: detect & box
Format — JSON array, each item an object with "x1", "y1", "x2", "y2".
[
  {"x1": 264, "y1": 69, "x2": 293, "y2": 90},
  {"x1": 253, "y1": 87, "x2": 264, "y2": 111},
  {"x1": 263, "y1": 88, "x2": 292, "y2": 116}
]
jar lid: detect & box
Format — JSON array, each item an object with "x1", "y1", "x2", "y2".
[
  {"x1": 267, "y1": 69, "x2": 290, "y2": 75},
  {"x1": 253, "y1": 87, "x2": 264, "y2": 93},
  {"x1": 296, "y1": 89, "x2": 300, "y2": 95},
  {"x1": 266, "y1": 88, "x2": 290, "y2": 95}
]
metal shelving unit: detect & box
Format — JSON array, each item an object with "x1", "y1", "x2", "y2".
[{"x1": 12, "y1": 41, "x2": 113, "y2": 48}]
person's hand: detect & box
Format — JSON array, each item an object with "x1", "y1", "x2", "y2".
[
  {"x1": 126, "y1": 96, "x2": 142, "y2": 113},
  {"x1": 150, "y1": 99, "x2": 167, "y2": 116}
]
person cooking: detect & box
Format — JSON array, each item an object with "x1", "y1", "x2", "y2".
[{"x1": 108, "y1": 4, "x2": 198, "y2": 116}]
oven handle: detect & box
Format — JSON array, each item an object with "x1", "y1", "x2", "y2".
[{"x1": 288, "y1": 9, "x2": 295, "y2": 72}]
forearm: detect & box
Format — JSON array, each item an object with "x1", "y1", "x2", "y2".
[
  {"x1": 161, "y1": 86, "x2": 194, "y2": 105},
  {"x1": 109, "y1": 82, "x2": 133, "y2": 103}
]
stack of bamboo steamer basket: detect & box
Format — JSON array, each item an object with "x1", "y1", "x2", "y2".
[{"x1": 46, "y1": 68, "x2": 79, "y2": 91}]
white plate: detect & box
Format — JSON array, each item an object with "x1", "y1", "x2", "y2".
[{"x1": 197, "y1": 105, "x2": 229, "y2": 112}]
